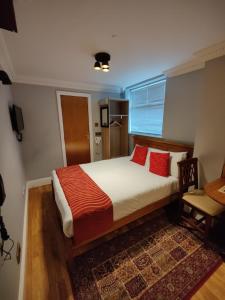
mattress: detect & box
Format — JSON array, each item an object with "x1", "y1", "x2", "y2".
[{"x1": 52, "y1": 156, "x2": 179, "y2": 238}]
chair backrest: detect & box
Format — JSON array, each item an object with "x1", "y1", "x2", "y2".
[
  {"x1": 178, "y1": 157, "x2": 198, "y2": 194},
  {"x1": 222, "y1": 163, "x2": 225, "y2": 178}
]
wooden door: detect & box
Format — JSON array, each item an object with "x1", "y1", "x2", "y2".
[{"x1": 60, "y1": 95, "x2": 91, "y2": 165}]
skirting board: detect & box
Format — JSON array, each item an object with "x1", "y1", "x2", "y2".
[
  {"x1": 18, "y1": 176, "x2": 51, "y2": 300},
  {"x1": 26, "y1": 176, "x2": 52, "y2": 189}
]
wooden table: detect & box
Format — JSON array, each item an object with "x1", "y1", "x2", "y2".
[{"x1": 205, "y1": 178, "x2": 225, "y2": 205}]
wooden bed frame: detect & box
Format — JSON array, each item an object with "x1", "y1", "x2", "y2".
[
  {"x1": 53, "y1": 135, "x2": 194, "y2": 257},
  {"x1": 133, "y1": 135, "x2": 193, "y2": 158}
]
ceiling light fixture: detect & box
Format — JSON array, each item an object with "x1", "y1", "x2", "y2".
[
  {"x1": 102, "y1": 67, "x2": 110, "y2": 72},
  {"x1": 94, "y1": 52, "x2": 111, "y2": 72},
  {"x1": 94, "y1": 61, "x2": 101, "y2": 70}
]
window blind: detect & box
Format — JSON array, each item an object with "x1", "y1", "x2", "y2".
[{"x1": 128, "y1": 79, "x2": 166, "y2": 136}]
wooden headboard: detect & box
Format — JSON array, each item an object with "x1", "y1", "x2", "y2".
[{"x1": 133, "y1": 135, "x2": 194, "y2": 158}]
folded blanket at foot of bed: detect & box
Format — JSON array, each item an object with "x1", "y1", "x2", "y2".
[{"x1": 56, "y1": 165, "x2": 113, "y2": 244}]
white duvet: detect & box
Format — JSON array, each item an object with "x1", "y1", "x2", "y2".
[{"x1": 52, "y1": 156, "x2": 178, "y2": 238}]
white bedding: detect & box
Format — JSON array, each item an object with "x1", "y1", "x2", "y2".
[{"x1": 52, "y1": 156, "x2": 179, "y2": 238}]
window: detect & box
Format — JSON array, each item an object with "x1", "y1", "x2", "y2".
[{"x1": 126, "y1": 76, "x2": 166, "y2": 136}]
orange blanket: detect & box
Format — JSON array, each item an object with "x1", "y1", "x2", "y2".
[{"x1": 56, "y1": 165, "x2": 113, "y2": 245}]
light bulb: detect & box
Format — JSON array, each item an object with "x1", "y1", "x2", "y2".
[
  {"x1": 102, "y1": 68, "x2": 110, "y2": 72},
  {"x1": 94, "y1": 61, "x2": 101, "y2": 70},
  {"x1": 102, "y1": 61, "x2": 109, "y2": 69}
]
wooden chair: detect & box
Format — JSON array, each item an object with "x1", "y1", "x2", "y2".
[{"x1": 178, "y1": 158, "x2": 225, "y2": 237}]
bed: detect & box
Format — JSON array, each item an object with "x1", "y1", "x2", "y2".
[{"x1": 52, "y1": 135, "x2": 193, "y2": 254}]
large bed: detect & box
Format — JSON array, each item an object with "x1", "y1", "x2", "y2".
[
  {"x1": 53, "y1": 156, "x2": 179, "y2": 238},
  {"x1": 52, "y1": 135, "x2": 193, "y2": 254}
]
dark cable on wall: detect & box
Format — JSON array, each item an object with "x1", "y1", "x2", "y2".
[
  {"x1": 0, "y1": 173, "x2": 14, "y2": 266},
  {"x1": 0, "y1": 214, "x2": 14, "y2": 266}
]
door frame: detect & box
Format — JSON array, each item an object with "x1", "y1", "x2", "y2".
[{"x1": 56, "y1": 91, "x2": 94, "y2": 166}]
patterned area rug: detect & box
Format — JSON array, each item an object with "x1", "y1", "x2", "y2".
[{"x1": 68, "y1": 210, "x2": 222, "y2": 300}]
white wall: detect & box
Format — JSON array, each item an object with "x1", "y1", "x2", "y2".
[
  {"x1": 164, "y1": 56, "x2": 225, "y2": 184},
  {"x1": 163, "y1": 70, "x2": 203, "y2": 144},
  {"x1": 0, "y1": 84, "x2": 26, "y2": 300},
  {"x1": 12, "y1": 83, "x2": 120, "y2": 180},
  {"x1": 194, "y1": 56, "x2": 225, "y2": 185}
]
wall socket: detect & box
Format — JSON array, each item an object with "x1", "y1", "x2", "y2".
[{"x1": 16, "y1": 242, "x2": 21, "y2": 264}]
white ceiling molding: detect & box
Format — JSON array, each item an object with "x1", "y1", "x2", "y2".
[
  {"x1": 0, "y1": 31, "x2": 15, "y2": 80},
  {"x1": 194, "y1": 40, "x2": 225, "y2": 62},
  {"x1": 14, "y1": 75, "x2": 122, "y2": 94},
  {"x1": 164, "y1": 40, "x2": 225, "y2": 78},
  {"x1": 164, "y1": 59, "x2": 205, "y2": 78}
]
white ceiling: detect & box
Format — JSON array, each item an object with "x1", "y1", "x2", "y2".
[{"x1": 2, "y1": 0, "x2": 225, "y2": 90}]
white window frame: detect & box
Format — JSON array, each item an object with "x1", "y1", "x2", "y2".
[{"x1": 126, "y1": 76, "x2": 166, "y2": 137}]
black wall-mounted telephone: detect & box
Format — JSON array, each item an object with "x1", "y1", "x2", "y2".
[{"x1": 0, "y1": 174, "x2": 6, "y2": 207}]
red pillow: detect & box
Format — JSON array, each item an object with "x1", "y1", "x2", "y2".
[
  {"x1": 131, "y1": 145, "x2": 148, "y2": 166},
  {"x1": 150, "y1": 152, "x2": 170, "y2": 177}
]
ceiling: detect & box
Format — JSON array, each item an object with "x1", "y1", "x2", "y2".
[{"x1": 2, "y1": 0, "x2": 225, "y2": 90}]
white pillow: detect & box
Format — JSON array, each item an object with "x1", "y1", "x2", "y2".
[
  {"x1": 148, "y1": 147, "x2": 187, "y2": 178},
  {"x1": 131, "y1": 145, "x2": 187, "y2": 177},
  {"x1": 169, "y1": 151, "x2": 187, "y2": 178}
]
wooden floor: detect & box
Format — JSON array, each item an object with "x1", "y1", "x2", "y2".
[
  {"x1": 25, "y1": 185, "x2": 225, "y2": 300},
  {"x1": 25, "y1": 185, "x2": 73, "y2": 300}
]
